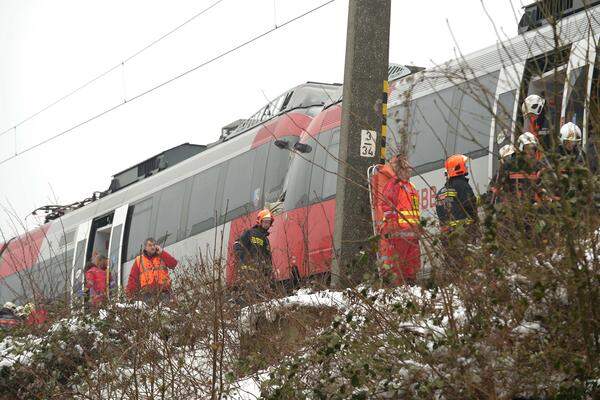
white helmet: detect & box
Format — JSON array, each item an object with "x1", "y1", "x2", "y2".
[
  {"x1": 517, "y1": 132, "x2": 539, "y2": 152},
  {"x1": 560, "y1": 122, "x2": 582, "y2": 143},
  {"x1": 3, "y1": 302, "x2": 16, "y2": 311},
  {"x1": 499, "y1": 144, "x2": 516, "y2": 159},
  {"x1": 521, "y1": 94, "x2": 545, "y2": 116}
]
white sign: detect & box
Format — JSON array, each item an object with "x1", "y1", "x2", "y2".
[{"x1": 360, "y1": 130, "x2": 377, "y2": 158}]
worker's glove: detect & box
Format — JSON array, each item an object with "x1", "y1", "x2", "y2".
[{"x1": 265, "y1": 201, "x2": 284, "y2": 216}]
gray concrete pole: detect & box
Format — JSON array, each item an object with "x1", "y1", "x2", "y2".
[{"x1": 331, "y1": 0, "x2": 391, "y2": 288}]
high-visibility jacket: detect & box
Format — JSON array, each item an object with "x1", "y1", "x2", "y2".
[
  {"x1": 126, "y1": 251, "x2": 177, "y2": 296},
  {"x1": 381, "y1": 178, "x2": 420, "y2": 231},
  {"x1": 85, "y1": 265, "x2": 108, "y2": 306},
  {"x1": 379, "y1": 178, "x2": 421, "y2": 283}
]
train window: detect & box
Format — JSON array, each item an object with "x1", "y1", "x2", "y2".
[
  {"x1": 565, "y1": 66, "x2": 587, "y2": 126},
  {"x1": 284, "y1": 137, "x2": 317, "y2": 211},
  {"x1": 251, "y1": 144, "x2": 269, "y2": 210},
  {"x1": 322, "y1": 128, "x2": 341, "y2": 200},
  {"x1": 124, "y1": 198, "x2": 153, "y2": 261},
  {"x1": 492, "y1": 90, "x2": 517, "y2": 176},
  {"x1": 188, "y1": 166, "x2": 220, "y2": 236},
  {"x1": 309, "y1": 130, "x2": 334, "y2": 204},
  {"x1": 264, "y1": 136, "x2": 298, "y2": 204},
  {"x1": 288, "y1": 85, "x2": 339, "y2": 109},
  {"x1": 154, "y1": 180, "x2": 187, "y2": 246},
  {"x1": 221, "y1": 150, "x2": 256, "y2": 222},
  {"x1": 404, "y1": 87, "x2": 455, "y2": 172},
  {"x1": 453, "y1": 72, "x2": 499, "y2": 157}
]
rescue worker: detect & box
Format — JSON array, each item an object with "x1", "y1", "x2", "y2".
[
  {"x1": 489, "y1": 144, "x2": 516, "y2": 205},
  {"x1": 506, "y1": 132, "x2": 549, "y2": 203},
  {"x1": 436, "y1": 154, "x2": 479, "y2": 237},
  {"x1": 126, "y1": 238, "x2": 178, "y2": 302},
  {"x1": 85, "y1": 254, "x2": 109, "y2": 307},
  {"x1": 234, "y1": 209, "x2": 274, "y2": 280},
  {"x1": 558, "y1": 122, "x2": 585, "y2": 166},
  {"x1": 522, "y1": 94, "x2": 551, "y2": 149},
  {"x1": 380, "y1": 155, "x2": 421, "y2": 285},
  {"x1": 0, "y1": 302, "x2": 20, "y2": 330}
]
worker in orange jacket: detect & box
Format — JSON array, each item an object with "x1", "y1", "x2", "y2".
[
  {"x1": 379, "y1": 155, "x2": 421, "y2": 284},
  {"x1": 126, "y1": 238, "x2": 178, "y2": 302}
]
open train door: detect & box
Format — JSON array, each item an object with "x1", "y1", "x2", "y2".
[
  {"x1": 107, "y1": 204, "x2": 128, "y2": 297},
  {"x1": 70, "y1": 219, "x2": 92, "y2": 306}
]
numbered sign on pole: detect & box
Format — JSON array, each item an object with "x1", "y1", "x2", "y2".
[{"x1": 360, "y1": 130, "x2": 377, "y2": 157}]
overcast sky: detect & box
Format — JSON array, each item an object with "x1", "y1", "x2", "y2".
[{"x1": 0, "y1": 0, "x2": 525, "y2": 236}]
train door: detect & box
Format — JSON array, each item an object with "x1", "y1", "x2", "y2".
[
  {"x1": 488, "y1": 63, "x2": 524, "y2": 182},
  {"x1": 70, "y1": 220, "x2": 91, "y2": 304},
  {"x1": 108, "y1": 204, "x2": 128, "y2": 294}
]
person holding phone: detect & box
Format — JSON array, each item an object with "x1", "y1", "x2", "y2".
[{"x1": 126, "y1": 238, "x2": 178, "y2": 302}]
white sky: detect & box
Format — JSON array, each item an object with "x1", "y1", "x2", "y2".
[{"x1": 0, "y1": 0, "x2": 525, "y2": 235}]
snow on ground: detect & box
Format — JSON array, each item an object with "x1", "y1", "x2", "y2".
[{"x1": 239, "y1": 288, "x2": 348, "y2": 334}]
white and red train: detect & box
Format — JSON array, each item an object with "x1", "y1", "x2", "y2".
[{"x1": 2, "y1": 0, "x2": 600, "y2": 303}]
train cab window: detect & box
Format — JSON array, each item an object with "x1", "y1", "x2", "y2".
[
  {"x1": 188, "y1": 165, "x2": 221, "y2": 236},
  {"x1": 322, "y1": 128, "x2": 341, "y2": 200},
  {"x1": 221, "y1": 150, "x2": 256, "y2": 222},
  {"x1": 284, "y1": 137, "x2": 317, "y2": 211},
  {"x1": 154, "y1": 180, "x2": 187, "y2": 246},
  {"x1": 309, "y1": 130, "x2": 334, "y2": 204},
  {"x1": 124, "y1": 198, "x2": 153, "y2": 261},
  {"x1": 565, "y1": 66, "x2": 587, "y2": 126},
  {"x1": 264, "y1": 136, "x2": 297, "y2": 204}
]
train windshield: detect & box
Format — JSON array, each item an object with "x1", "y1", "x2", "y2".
[{"x1": 285, "y1": 84, "x2": 342, "y2": 111}]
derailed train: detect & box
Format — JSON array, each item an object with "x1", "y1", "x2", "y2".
[{"x1": 2, "y1": 0, "x2": 600, "y2": 303}]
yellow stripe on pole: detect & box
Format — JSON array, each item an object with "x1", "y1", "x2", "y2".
[{"x1": 380, "y1": 80, "x2": 389, "y2": 164}]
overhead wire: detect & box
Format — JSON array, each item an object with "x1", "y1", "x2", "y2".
[
  {"x1": 0, "y1": 0, "x2": 337, "y2": 166},
  {"x1": 0, "y1": 0, "x2": 226, "y2": 139}
]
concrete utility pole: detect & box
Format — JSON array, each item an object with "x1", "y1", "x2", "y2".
[{"x1": 332, "y1": 0, "x2": 391, "y2": 288}]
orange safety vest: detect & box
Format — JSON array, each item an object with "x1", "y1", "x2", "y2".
[
  {"x1": 383, "y1": 180, "x2": 421, "y2": 231},
  {"x1": 136, "y1": 254, "x2": 171, "y2": 290}
]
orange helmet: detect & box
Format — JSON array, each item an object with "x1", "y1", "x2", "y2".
[
  {"x1": 445, "y1": 154, "x2": 468, "y2": 178},
  {"x1": 256, "y1": 209, "x2": 274, "y2": 225}
]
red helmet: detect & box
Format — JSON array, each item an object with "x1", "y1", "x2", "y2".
[
  {"x1": 445, "y1": 154, "x2": 468, "y2": 178},
  {"x1": 256, "y1": 209, "x2": 274, "y2": 225}
]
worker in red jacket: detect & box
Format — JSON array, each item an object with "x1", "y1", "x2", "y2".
[
  {"x1": 126, "y1": 238, "x2": 178, "y2": 302},
  {"x1": 380, "y1": 155, "x2": 421, "y2": 284},
  {"x1": 85, "y1": 255, "x2": 109, "y2": 306}
]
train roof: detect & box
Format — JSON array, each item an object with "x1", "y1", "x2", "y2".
[{"x1": 27, "y1": 81, "x2": 341, "y2": 230}]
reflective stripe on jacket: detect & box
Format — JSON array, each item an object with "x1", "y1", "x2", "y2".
[{"x1": 381, "y1": 179, "x2": 420, "y2": 230}]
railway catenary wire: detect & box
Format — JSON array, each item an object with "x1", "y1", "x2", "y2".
[
  {"x1": 0, "y1": 0, "x2": 226, "y2": 140},
  {"x1": 0, "y1": 0, "x2": 337, "y2": 167}
]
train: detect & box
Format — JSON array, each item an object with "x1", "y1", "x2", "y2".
[{"x1": 2, "y1": 0, "x2": 600, "y2": 304}]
